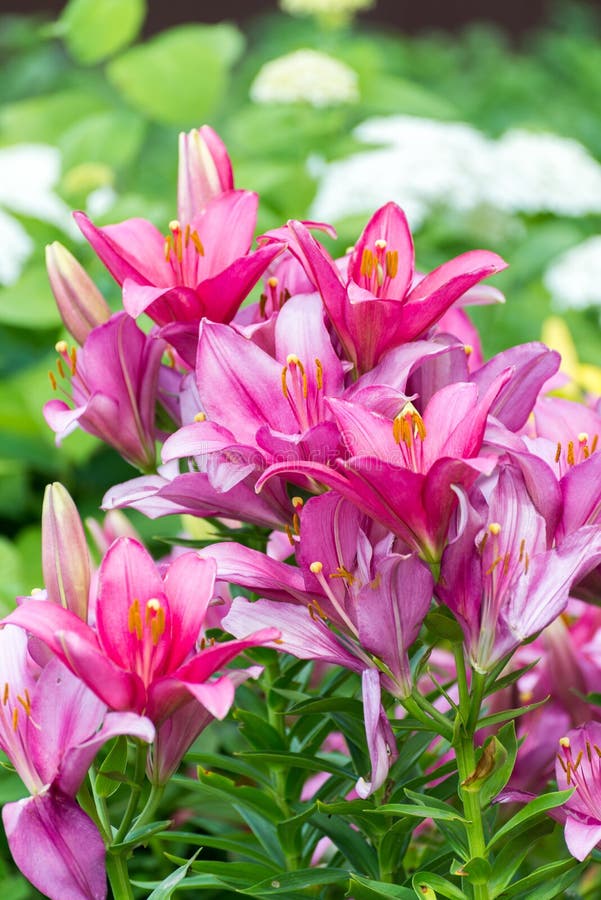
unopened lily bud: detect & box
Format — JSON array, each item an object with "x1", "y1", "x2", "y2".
[
  {"x1": 42, "y1": 482, "x2": 90, "y2": 621},
  {"x1": 177, "y1": 126, "x2": 234, "y2": 223},
  {"x1": 45, "y1": 242, "x2": 110, "y2": 345}
]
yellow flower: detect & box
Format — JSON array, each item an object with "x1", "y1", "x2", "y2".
[{"x1": 541, "y1": 316, "x2": 601, "y2": 399}]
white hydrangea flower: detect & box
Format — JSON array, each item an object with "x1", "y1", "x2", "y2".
[
  {"x1": 0, "y1": 144, "x2": 75, "y2": 286},
  {"x1": 250, "y1": 49, "x2": 359, "y2": 108},
  {"x1": 310, "y1": 115, "x2": 601, "y2": 226},
  {"x1": 486, "y1": 131, "x2": 601, "y2": 216},
  {"x1": 543, "y1": 236, "x2": 601, "y2": 312},
  {"x1": 280, "y1": 0, "x2": 374, "y2": 19}
]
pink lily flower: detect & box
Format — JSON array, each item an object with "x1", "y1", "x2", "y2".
[
  {"x1": 223, "y1": 597, "x2": 399, "y2": 798},
  {"x1": 438, "y1": 464, "x2": 601, "y2": 672},
  {"x1": 44, "y1": 312, "x2": 165, "y2": 472},
  {"x1": 3, "y1": 538, "x2": 278, "y2": 729},
  {"x1": 0, "y1": 626, "x2": 154, "y2": 900},
  {"x1": 257, "y1": 372, "x2": 510, "y2": 561},
  {"x1": 556, "y1": 723, "x2": 601, "y2": 860},
  {"x1": 262, "y1": 203, "x2": 507, "y2": 372},
  {"x1": 74, "y1": 128, "x2": 282, "y2": 365}
]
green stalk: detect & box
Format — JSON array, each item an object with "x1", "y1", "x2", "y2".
[
  {"x1": 113, "y1": 740, "x2": 148, "y2": 844},
  {"x1": 105, "y1": 851, "x2": 134, "y2": 900},
  {"x1": 453, "y1": 646, "x2": 490, "y2": 900},
  {"x1": 264, "y1": 657, "x2": 300, "y2": 870}
]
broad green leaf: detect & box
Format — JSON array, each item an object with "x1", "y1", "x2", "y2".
[
  {"x1": 486, "y1": 789, "x2": 573, "y2": 850},
  {"x1": 412, "y1": 871, "x2": 468, "y2": 900},
  {"x1": 58, "y1": 0, "x2": 145, "y2": 65},
  {"x1": 146, "y1": 849, "x2": 200, "y2": 900},
  {"x1": 106, "y1": 25, "x2": 244, "y2": 126},
  {"x1": 348, "y1": 874, "x2": 416, "y2": 899},
  {"x1": 478, "y1": 722, "x2": 518, "y2": 808}
]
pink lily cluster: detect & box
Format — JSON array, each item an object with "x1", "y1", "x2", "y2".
[
  {"x1": 1, "y1": 483, "x2": 277, "y2": 898},
  {"x1": 5, "y1": 122, "x2": 601, "y2": 893}
]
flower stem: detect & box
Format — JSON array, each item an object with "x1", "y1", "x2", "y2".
[
  {"x1": 106, "y1": 851, "x2": 134, "y2": 900},
  {"x1": 453, "y1": 647, "x2": 490, "y2": 900},
  {"x1": 113, "y1": 740, "x2": 147, "y2": 845}
]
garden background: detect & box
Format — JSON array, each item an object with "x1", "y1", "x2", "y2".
[{"x1": 1, "y1": 0, "x2": 601, "y2": 894}]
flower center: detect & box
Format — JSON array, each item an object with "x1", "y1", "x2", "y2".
[
  {"x1": 359, "y1": 236, "x2": 399, "y2": 296},
  {"x1": 280, "y1": 354, "x2": 325, "y2": 430},
  {"x1": 392, "y1": 402, "x2": 427, "y2": 471},
  {"x1": 555, "y1": 432, "x2": 599, "y2": 468},
  {"x1": 127, "y1": 596, "x2": 167, "y2": 685},
  {"x1": 163, "y1": 219, "x2": 205, "y2": 285},
  {"x1": 557, "y1": 735, "x2": 601, "y2": 816}
]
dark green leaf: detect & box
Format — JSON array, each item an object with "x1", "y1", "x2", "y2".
[
  {"x1": 146, "y1": 849, "x2": 200, "y2": 900},
  {"x1": 486, "y1": 789, "x2": 573, "y2": 849},
  {"x1": 348, "y1": 873, "x2": 416, "y2": 899}
]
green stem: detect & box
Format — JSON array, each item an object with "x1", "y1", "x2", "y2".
[
  {"x1": 452, "y1": 653, "x2": 490, "y2": 900},
  {"x1": 106, "y1": 851, "x2": 134, "y2": 900},
  {"x1": 264, "y1": 658, "x2": 300, "y2": 870},
  {"x1": 113, "y1": 740, "x2": 147, "y2": 845},
  {"x1": 135, "y1": 783, "x2": 165, "y2": 831},
  {"x1": 404, "y1": 691, "x2": 454, "y2": 742}
]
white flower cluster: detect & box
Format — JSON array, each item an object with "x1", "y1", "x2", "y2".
[
  {"x1": 543, "y1": 236, "x2": 601, "y2": 312},
  {"x1": 250, "y1": 49, "x2": 359, "y2": 108},
  {"x1": 310, "y1": 115, "x2": 601, "y2": 226},
  {"x1": 0, "y1": 144, "x2": 74, "y2": 286},
  {"x1": 280, "y1": 0, "x2": 374, "y2": 19}
]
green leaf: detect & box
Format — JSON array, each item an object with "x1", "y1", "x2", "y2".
[
  {"x1": 239, "y1": 867, "x2": 349, "y2": 895},
  {"x1": 496, "y1": 857, "x2": 586, "y2": 899},
  {"x1": 238, "y1": 751, "x2": 354, "y2": 779},
  {"x1": 59, "y1": 111, "x2": 146, "y2": 172},
  {"x1": 95, "y1": 735, "x2": 128, "y2": 798},
  {"x1": 106, "y1": 24, "x2": 244, "y2": 126},
  {"x1": 0, "y1": 89, "x2": 110, "y2": 144},
  {"x1": 477, "y1": 696, "x2": 549, "y2": 730},
  {"x1": 424, "y1": 607, "x2": 464, "y2": 644},
  {"x1": 146, "y1": 849, "x2": 200, "y2": 900},
  {"x1": 372, "y1": 803, "x2": 466, "y2": 823},
  {"x1": 234, "y1": 710, "x2": 287, "y2": 751},
  {"x1": 478, "y1": 722, "x2": 518, "y2": 808},
  {"x1": 348, "y1": 874, "x2": 416, "y2": 899},
  {"x1": 58, "y1": 0, "x2": 146, "y2": 64},
  {"x1": 160, "y1": 830, "x2": 273, "y2": 866},
  {"x1": 0, "y1": 268, "x2": 61, "y2": 329},
  {"x1": 488, "y1": 820, "x2": 554, "y2": 896},
  {"x1": 110, "y1": 819, "x2": 172, "y2": 850},
  {"x1": 233, "y1": 804, "x2": 285, "y2": 868},
  {"x1": 486, "y1": 789, "x2": 573, "y2": 850},
  {"x1": 412, "y1": 871, "x2": 468, "y2": 900},
  {"x1": 313, "y1": 811, "x2": 379, "y2": 878}
]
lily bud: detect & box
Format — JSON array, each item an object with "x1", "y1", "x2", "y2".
[
  {"x1": 45, "y1": 241, "x2": 110, "y2": 345},
  {"x1": 177, "y1": 126, "x2": 234, "y2": 223},
  {"x1": 42, "y1": 482, "x2": 90, "y2": 621}
]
